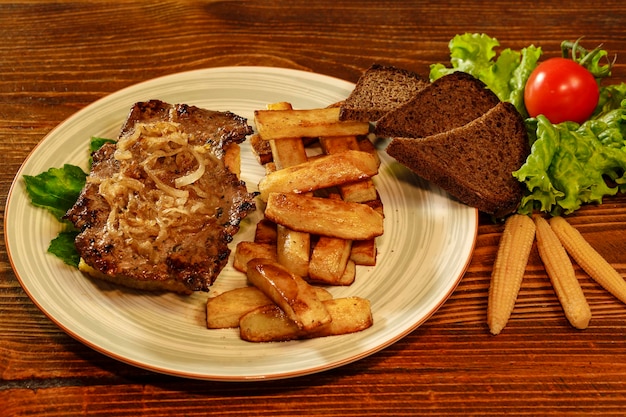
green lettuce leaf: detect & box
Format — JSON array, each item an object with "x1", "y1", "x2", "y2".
[
  {"x1": 514, "y1": 100, "x2": 626, "y2": 215},
  {"x1": 432, "y1": 33, "x2": 626, "y2": 216},
  {"x1": 429, "y1": 33, "x2": 542, "y2": 117}
]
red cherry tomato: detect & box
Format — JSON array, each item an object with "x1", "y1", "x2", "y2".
[{"x1": 524, "y1": 57, "x2": 599, "y2": 124}]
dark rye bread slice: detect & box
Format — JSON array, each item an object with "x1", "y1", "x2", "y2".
[
  {"x1": 375, "y1": 71, "x2": 501, "y2": 138},
  {"x1": 385, "y1": 101, "x2": 530, "y2": 217},
  {"x1": 339, "y1": 64, "x2": 430, "y2": 122}
]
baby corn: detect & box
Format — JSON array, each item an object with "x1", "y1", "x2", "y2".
[
  {"x1": 487, "y1": 214, "x2": 536, "y2": 335},
  {"x1": 534, "y1": 215, "x2": 591, "y2": 330},
  {"x1": 549, "y1": 216, "x2": 626, "y2": 305}
]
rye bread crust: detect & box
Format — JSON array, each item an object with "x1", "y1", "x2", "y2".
[
  {"x1": 375, "y1": 71, "x2": 501, "y2": 138},
  {"x1": 386, "y1": 102, "x2": 529, "y2": 217},
  {"x1": 339, "y1": 64, "x2": 430, "y2": 122}
]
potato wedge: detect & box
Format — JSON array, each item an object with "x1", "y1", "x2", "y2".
[
  {"x1": 357, "y1": 135, "x2": 379, "y2": 157},
  {"x1": 265, "y1": 192, "x2": 384, "y2": 240},
  {"x1": 233, "y1": 242, "x2": 277, "y2": 273},
  {"x1": 239, "y1": 304, "x2": 301, "y2": 342},
  {"x1": 254, "y1": 107, "x2": 370, "y2": 140},
  {"x1": 207, "y1": 287, "x2": 272, "y2": 329},
  {"x1": 307, "y1": 297, "x2": 372, "y2": 338},
  {"x1": 319, "y1": 135, "x2": 360, "y2": 154},
  {"x1": 319, "y1": 136, "x2": 378, "y2": 203},
  {"x1": 254, "y1": 218, "x2": 278, "y2": 244},
  {"x1": 339, "y1": 179, "x2": 378, "y2": 203},
  {"x1": 239, "y1": 297, "x2": 373, "y2": 342},
  {"x1": 246, "y1": 258, "x2": 331, "y2": 331},
  {"x1": 257, "y1": 150, "x2": 379, "y2": 201},
  {"x1": 309, "y1": 236, "x2": 353, "y2": 284},
  {"x1": 350, "y1": 239, "x2": 378, "y2": 266},
  {"x1": 206, "y1": 285, "x2": 333, "y2": 329},
  {"x1": 264, "y1": 101, "x2": 313, "y2": 279},
  {"x1": 335, "y1": 260, "x2": 356, "y2": 286},
  {"x1": 266, "y1": 101, "x2": 309, "y2": 169},
  {"x1": 270, "y1": 136, "x2": 308, "y2": 170},
  {"x1": 276, "y1": 224, "x2": 310, "y2": 278}
]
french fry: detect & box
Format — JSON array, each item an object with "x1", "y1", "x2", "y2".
[
  {"x1": 239, "y1": 297, "x2": 373, "y2": 342},
  {"x1": 320, "y1": 135, "x2": 378, "y2": 203},
  {"x1": 350, "y1": 239, "x2": 377, "y2": 266},
  {"x1": 217, "y1": 102, "x2": 385, "y2": 342},
  {"x1": 307, "y1": 297, "x2": 372, "y2": 338},
  {"x1": 206, "y1": 285, "x2": 333, "y2": 329},
  {"x1": 264, "y1": 162, "x2": 277, "y2": 175},
  {"x1": 365, "y1": 196, "x2": 384, "y2": 216},
  {"x1": 265, "y1": 192, "x2": 384, "y2": 240},
  {"x1": 270, "y1": 138, "x2": 308, "y2": 170},
  {"x1": 276, "y1": 224, "x2": 310, "y2": 278},
  {"x1": 246, "y1": 258, "x2": 331, "y2": 331},
  {"x1": 309, "y1": 236, "x2": 353, "y2": 284},
  {"x1": 266, "y1": 102, "x2": 309, "y2": 169},
  {"x1": 254, "y1": 218, "x2": 277, "y2": 244},
  {"x1": 534, "y1": 215, "x2": 591, "y2": 330},
  {"x1": 257, "y1": 150, "x2": 380, "y2": 201},
  {"x1": 334, "y1": 259, "x2": 356, "y2": 286},
  {"x1": 340, "y1": 180, "x2": 379, "y2": 204},
  {"x1": 254, "y1": 107, "x2": 370, "y2": 140},
  {"x1": 207, "y1": 287, "x2": 272, "y2": 329},
  {"x1": 357, "y1": 135, "x2": 380, "y2": 160},
  {"x1": 265, "y1": 102, "x2": 312, "y2": 278},
  {"x1": 233, "y1": 241, "x2": 277, "y2": 273},
  {"x1": 319, "y1": 135, "x2": 360, "y2": 153},
  {"x1": 239, "y1": 304, "x2": 301, "y2": 342}
]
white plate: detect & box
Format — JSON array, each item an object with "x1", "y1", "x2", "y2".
[{"x1": 5, "y1": 67, "x2": 478, "y2": 381}]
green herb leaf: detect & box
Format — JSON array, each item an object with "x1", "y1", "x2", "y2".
[
  {"x1": 25, "y1": 135, "x2": 115, "y2": 268},
  {"x1": 48, "y1": 230, "x2": 81, "y2": 267},
  {"x1": 24, "y1": 164, "x2": 87, "y2": 221}
]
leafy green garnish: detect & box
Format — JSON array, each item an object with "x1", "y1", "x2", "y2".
[
  {"x1": 24, "y1": 136, "x2": 115, "y2": 267},
  {"x1": 514, "y1": 102, "x2": 626, "y2": 215},
  {"x1": 48, "y1": 230, "x2": 81, "y2": 267},
  {"x1": 561, "y1": 38, "x2": 615, "y2": 79},
  {"x1": 23, "y1": 164, "x2": 88, "y2": 221},
  {"x1": 432, "y1": 33, "x2": 626, "y2": 216},
  {"x1": 429, "y1": 33, "x2": 542, "y2": 117}
]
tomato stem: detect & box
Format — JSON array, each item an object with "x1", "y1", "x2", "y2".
[{"x1": 561, "y1": 38, "x2": 616, "y2": 80}]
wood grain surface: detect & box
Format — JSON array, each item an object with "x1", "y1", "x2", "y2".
[{"x1": 2, "y1": 1, "x2": 626, "y2": 415}]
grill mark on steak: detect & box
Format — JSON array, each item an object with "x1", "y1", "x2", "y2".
[{"x1": 65, "y1": 100, "x2": 256, "y2": 294}]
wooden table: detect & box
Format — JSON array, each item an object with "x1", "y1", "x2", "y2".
[{"x1": 2, "y1": 1, "x2": 626, "y2": 415}]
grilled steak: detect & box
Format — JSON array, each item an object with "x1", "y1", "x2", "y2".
[{"x1": 65, "y1": 100, "x2": 256, "y2": 294}]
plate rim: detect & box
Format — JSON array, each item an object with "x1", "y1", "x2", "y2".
[{"x1": 4, "y1": 66, "x2": 478, "y2": 381}]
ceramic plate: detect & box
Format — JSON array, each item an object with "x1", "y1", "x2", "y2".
[{"x1": 5, "y1": 67, "x2": 478, "y2": 381}]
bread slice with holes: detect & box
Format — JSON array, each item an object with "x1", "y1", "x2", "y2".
[
  {"x1": 385, "y1": 101, "x2": 529, "y2": 217},
  {"x1": 374, "y1": 71, "x2": 501, "y2": 138},
  {"x1": 339, "y1": 64, "x2": 430, "y2": 122}
]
